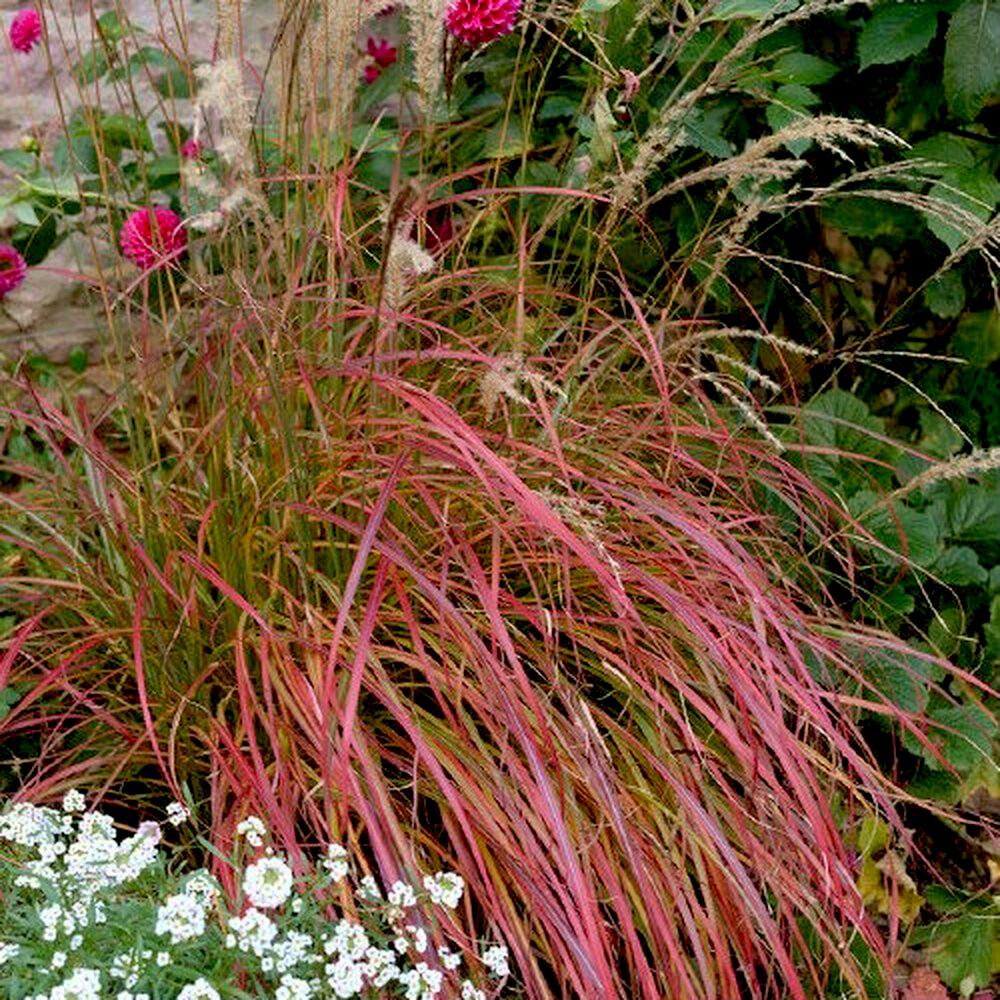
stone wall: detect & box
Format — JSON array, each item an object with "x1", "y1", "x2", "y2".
[{"x1": 0, "y1": 0, "x2": 275, "y2": 377}]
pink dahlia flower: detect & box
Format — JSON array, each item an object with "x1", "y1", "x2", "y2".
[
  {"x1": 363, "y1": 36, "x2": 397, "y2": 83},
  {"x1": 9, "y1": 8, "x2": 42, "y2": 54},
  {"x1": 0, "y1": 244, "x2": 27, "y2": 297},
  {"x1": 180, "y1": 137, "x2": 202, "y2": 160},
  {"x1": 445, "y1": 0, "x2": 521, "y2": 46},
  {"x1": 119, "y1": 207, "x2": 187, "y2": 271},
  {"x1": 367, "y1": 37, "x2": 397, "y2": 68}
]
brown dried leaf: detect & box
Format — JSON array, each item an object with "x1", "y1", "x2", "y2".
[{"x1": 903, "y1": 966, "x2": 950, "y2": 1000}]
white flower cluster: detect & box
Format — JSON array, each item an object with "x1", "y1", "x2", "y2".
[{"x1": 0, "y1": 795, "x2": 510, "y2": 1000}]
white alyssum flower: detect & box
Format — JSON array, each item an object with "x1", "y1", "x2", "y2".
[
  {"x1": 0, "y1": 801, "x2": 73, "y2": 850},
  {"x1": 272, "y1": 929, "x2": 314, "y2": 972},
  {"x1": 438, "y1": 945, "x2": 462, "y2": 971},
  {"x1": 155, "y1": 892, "x2": 206, "y2": 944},
  {"x1": 62, "y1": 790, "x2": 86, "y2": 813},
  {"x1": 243, "y1": 855, "x2": 294, "y2": 909},
  {"x1": 387, "y1": 880, "x2": 417, "y2": 908},
  {"x1": 50, "y1": 950, "x2": 67, "y2": 969},
  {"x1": 481, "y1": 943, "x2": 509, "y2": 977},
  {"x1": 156, "y1": 950, "x2": 171, "y2": 967},
  {"x1": 364, "y1": 946, "x2": 399, "y2": 988},
  {"x1": 49, "y1": 967, "x2": 101, "y2": 1000},
  {"x1": 405, "y1": 924, "x2": 428, "y2": 954},
  {"x1": 236, "y1": 816, "x2": 267, "y2": 847},
  {"x1": 323, "y1": 955, "x2": 365, "y2": 998},
  {"x1": 356, "y1": 874, "x2": 381, "y2": 900},
  {"x1": 322, "y1": 919, "x2": 369, "y2": 961},
  {"x1": 275, "y1": 974, "x2": 315, "y2": 1000},
  {"x1": 176, "y1": 978, "x2": 220, "y2": 1000},
  {"x1": 461, "y1": 982, "x2": 486, "y2": 1000},
  {"x1": 165, "y1": 802, "x2": 190, "y2": 827},
  {"x1": 0, "y1": 942, "x2": 19, "y2": 964},
  {"x1": 398, "y1": 961, "x2": 444, "y2": 1000},
  {"x1": 422, "y1": 871, "x2": 464, "y2": 909},
  {"x1": 321, "y1": 844, "x2": 349, "y2": 882},
  {"x1": 182, "y1": 870, "x2": 221, "y2": 908},
  {"x1": 228, "y1": 907, "x2": 278, "y2": 957}
]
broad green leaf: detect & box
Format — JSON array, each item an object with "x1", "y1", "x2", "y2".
[
  {"x1": 926, "y1": 167, "x2": 1000, "y2": 250},
  {"x1": 96, "y1": 10, "x2": 129, "y2": 41},
  {"x1": 924, "y1": 269, "x2": 966, "y2": 318},
  {"x1": 907, "y1": 133, "x2": 976, "y2": 175},
  {"x1": 482, "y1": 121, "x2": 530, "y2": 159},
  {"x1": 950, "y1": 309, "x2": 1000, "y2": 366},
  {"x1": 801, "y1": 389, "x2": 888, "y2": 454},
  {"x1": 931, "y1": 545, "x2": 988, "y2": 585},
  {"x1": 590, "y1": 92, "x2": 616, "y2": 166},
  {"x1": 707, "y1": 0, "x2": 799, "y2": 18},
  {"x1": 946, "y1": 485, "x2": 1000, "y2": 541},
  {"x1": 0, "y1": 149, "x2": 38, "y2": 173},
  {"x1": 581, "y1": 0, "x2": 620, "y2": 11},
  {"x1": 922, "y1": 913, "x2": 996, "y2": 990},
  {"x1": 539, "y1": 95, "x2": 579, "y2": 120},
  {"x1": 681, "y1": 105, "x2": 735, "y2": 158},
  {"x1": 858, "y1": 5, "x2": 940, "y2": 69},
  {"x1": 99, "y1": 113, "x2": 153, "y2": 152},
  {"x1": 0, "y1": 685, "x2": 19, "y2": 721},
  {"x1": 849, "y1": 489, "x2": 942, "y2": 568},
  {"x1": 772, "y1": 51, "x2": 839, "y2": 85},
  {"x1": 943, "y1": 0, "x2": 1000, "y2": 120},
  {"x1": 909, "y1": 703, "x2": 998, "y2": 772},
  {"x1": 856, "y1": 646, "x2": 932, "y2": 712},
  {"x1": 11, "y1": 201, "x2": 39, "y2": 227}
]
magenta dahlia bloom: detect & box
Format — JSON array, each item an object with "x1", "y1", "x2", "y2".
[
  {"x1": 9, "y1": 8, "x2": 42, "y2": 54},
  {"x1": 0, "y1": 244, "x2": 27, "y2": 297},
  {"x1": 180, "y1": 137, "x2": 202, "y2": 160},
  {"x1": 445, "y1": 0, "x2": 521, "y2": 46},
  {"x1": 119, "y1": 207, "x2": 187, "y2": 271}
]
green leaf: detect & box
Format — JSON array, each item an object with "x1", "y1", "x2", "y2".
[
  {"x1": 539, "y1": 95, "x2": 579, "y2": 120},
  {"x1": 67, "y1": 346, "x2": 88, "y2": 374},
  {"x1": 52, "y1": 134, "x2": 100, "y2": 174},
  {"x1": 706, "y1": 0, "x2": 799, "y2": 18},
  {"x1": 482, "y1": 120, "x2": 530, "y2": 159},
  {"x1": 96, "y1": 10, "x2": 129, "y2": 41},
  {"x1": 772, "y1": 51, "x2": 839, "y2": 85},
  {"x1": 801, "y1": 389, "x2": 888, "y2": 453},
  {"x1": 858, "y1": 5, "x2": 940, "y2": 69},
  {"x1": 943, "y1": 0, "x2": 1000, "y2": 120},
  {"x1": 681, "y1": 105, "x2": 735, "y2": 158},
  {"x1": 11, "y1": 201, "x2": 39, "y2": 227},
  {"x1": 0, "y1": 685, "x2": 20, "y2": 721},
  {"x1": 924, "y1": 269, "x2": 966, "y2": 318},
  {"x1": 946, "y1": 485, "x2": 1000, "y2": 541},
  {"x1": 590, "y1": 92, "x2": 616, "y2": 166},
  {"x1": 914, "y1": 703, "x2": 998, "y2": 772},
  {"x1": 0, "y1": 149, "x2": 38, "y2": 173},
  {"x1": 581, "y1": 0, "x2": 620, "y2": 11},
  {"x1": 932, "y1": 545, "x2": 988, "y2": 585},
  {"x1": 908, "y1": 133, "x2": 976, "y2": 175},
  {"x1": 73, "y1": 49, "x2": 110, "y2": 84},
  {"x1": 922, "y1": 913, "x2": 996, "y2": 990},
  {"x1": 950, "y1": 309, "x2": 1000, "y2": 366},
  {"x1": 99, "y1": 113, "x2": 153, "y2": 152},
  {"x1": 856, "y1": 646, "x2": 932, "y2": 713},
  {"x1": 849, "y1": 490, "x2": 943, "y2": 568},
  {"x1": 926, "y1": 167, "x2": 1000, "y2": 250},
  {"x1": 155, "y1": 65, "x2": 195, "y2": 99}
]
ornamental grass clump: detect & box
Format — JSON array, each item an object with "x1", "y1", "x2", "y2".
[
  {"x1": 0, "y1": 795, "x2": 508, "y2": 1000},
  {"x1": 2, "y1": 1, "x2": 997, "y2": 998}
]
